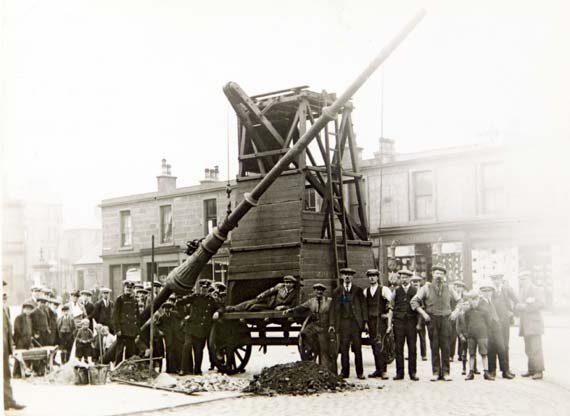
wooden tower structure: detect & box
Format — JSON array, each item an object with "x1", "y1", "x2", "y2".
[{"x1": 224, "y1": 83, "x2": 375, "y2": 304}]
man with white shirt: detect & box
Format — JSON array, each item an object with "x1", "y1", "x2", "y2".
[
  {"x1": 363, "y1": 269, "x2": 392, "y2": 379},
  {"x1": 331, "y1": 268, "x2": 367, "y2": 380},
  {"x1": 392, "y1": 269, "x2": 419, "y2": 380}
]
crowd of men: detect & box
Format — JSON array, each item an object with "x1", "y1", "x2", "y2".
[
  {"x1": 3, "y1": 263, "x2": 546, "y2": 409},
  {"x1": 284, "y1": 265, "x2": 545, "y2": 383}
]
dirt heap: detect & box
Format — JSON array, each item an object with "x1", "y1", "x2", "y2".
[
  {"x1": 244, "y1": 361, "x2": 362, "y2": 395},
  {"x1": 110, "y1": 356, "x2": 159, "y2": 382}
]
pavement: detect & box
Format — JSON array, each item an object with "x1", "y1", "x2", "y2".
[{"x1": 6, "y1": 311, "x2": 570, "y2": 416}]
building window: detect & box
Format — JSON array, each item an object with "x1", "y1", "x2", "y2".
[
  {"x1": 204, "y1": 199, "x2": 217, "y2": 234},
  {"x1": 481, "y1": 162, "x2": 505, "y2": 214},
  {"x1": 120, "y1": 210, "x2": 132, "y2": 247},
  {"x1": 160, "y1": 205, "x2": 173, "y2": 243},
  {"x1": 304, "y1": 188, "x2": 322, "y2": 212},
  {"x1": 413, "y1": 170, "x2": 434, "y2": 220}
]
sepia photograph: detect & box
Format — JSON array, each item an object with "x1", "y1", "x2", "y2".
[{"x1": 1, "y1": 1, "x2": 569, "y2": 415}]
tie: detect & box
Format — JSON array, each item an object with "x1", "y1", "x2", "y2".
[{"x1": 316, "y1": 298, "x2": 321, "y2": 314}]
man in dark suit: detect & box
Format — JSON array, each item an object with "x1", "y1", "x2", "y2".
[
  {"x1": 331, "y1": 268, "x2": 367, "y2": 380},
  {"x1": 112, "y1": 281, "x2": 140, "y2": 365},
  {"x1": 93, "y1": 288, "x2": 114, "y2": 333},
  {"x1": 31, "y1": 296, "x2": 51, "y2": 346},
  {"x1": 80, "y1": 290, "x2": 96, "y2": 330},
  {"x1": 363, "y1": 269, "x2": 392, "y2": 379},
  {"x1": 3, "y1": 281, "x2": 25, "y2": 410},
  {"x1": 392, "y1": 269, "x2": 419, "y2": 380},
  {"x1": 516, "y1": 271, "x2": 545, "y2": 380}
]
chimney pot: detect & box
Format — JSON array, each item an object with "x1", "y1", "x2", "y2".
[{"x1": 166, "y1": 164, "x2": 172, "y2": 176}]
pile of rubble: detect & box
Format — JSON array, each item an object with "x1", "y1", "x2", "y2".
[
  {"x1": 243, "y1": 361, "x2": 366, "y2": 395},
  {"x1": 179, "y1": 373, "x2": 249, "y2": 393},
  {"x1": 110, "y1": 356, "x2": 159, "y2": 382}
]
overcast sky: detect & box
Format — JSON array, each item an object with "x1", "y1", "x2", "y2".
[{"x1": 1, "y1": 0, "x2": 569, "y2": 228}]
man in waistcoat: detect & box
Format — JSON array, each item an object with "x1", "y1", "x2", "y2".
[
  {"x1": 411, "y1": 264, "x2": 460, "y2": 381},
  {"x1": 363, "y1": 269, "x2": 392, "y2": 379},
  {"x1": 392, "y1": 269, "x2": 419, "y2": 380},
  {"x1": 331, "y1": 268, "x2": 367, "y2": 380}
]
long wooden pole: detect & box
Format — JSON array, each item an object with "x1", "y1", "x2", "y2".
[
  {"x1": 149, "y1": 235, "x2": 155, "y2": 379},
  {"x1": 103, "y1": 10, "x2": 426, "y2": 363}
]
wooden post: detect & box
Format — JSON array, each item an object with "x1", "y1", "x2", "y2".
[{"x1": 149, "y1": 235, "x2": 155, "y2": 380}]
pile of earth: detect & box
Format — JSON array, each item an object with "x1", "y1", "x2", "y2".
[
  {"x1": 179, "y1": 373, "x2": 249, "y2": 393},
  {"x1": 110, "y1": 356, "x2": 159, "y2": 382},
  {"x1": 244, "y1": 361, "x2": 365, "y2": 395}
]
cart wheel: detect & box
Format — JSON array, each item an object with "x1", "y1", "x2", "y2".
[
  {"x1": 297, "y1": 334, "x2": 317, "y2": 362},
  {"x1": 208, "y1": 321, "x2": 252, "y2": 375}
]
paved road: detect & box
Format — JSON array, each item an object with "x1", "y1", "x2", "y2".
[{"x1": 136, "y1": 320, "x2": 570, "y2": 416}]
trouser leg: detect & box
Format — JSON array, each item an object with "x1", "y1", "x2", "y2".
[
  {"x1": 525, "y1": 335, "x2": 544, "y2": 373},
  {"x1": 394, "y1": 321, "x2": 405, "y2": 376},
  {"x1": 406, "y1": 319, "x2": 417, "y2": 375},
  {"x1": 439, "y1": 317, "x2": 451, "y2": 375},
  {"x1": 427, "y1": 316, "x2": 440, "y2": 375},
  {"x1": 114, "y1": 336, "x2": 126, "y2": 365},
  {"x1": 351, "y1": 324, "x2": 363, "y2": 377},
  {"x1": 418, "y1": 325, "x2": 427, "y2": 358},
  {"x1": 368, "y1": 316, "x2": 383, "y2": 372},
  {"x1": 339, "y1": 319, "x2": 351, "y2": 377},
  {"x1": 192, "y1": 335, "x2": 207, "y2": 374},
  {"x1": 181, "y1": 335, "x2": 194, "y2": 374}
]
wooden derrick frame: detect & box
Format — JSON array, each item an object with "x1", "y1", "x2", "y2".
[{"x1": 224, "y1": 84, "x2": 369, "y2": 244}]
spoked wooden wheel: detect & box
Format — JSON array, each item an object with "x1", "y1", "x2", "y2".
[
  {"x1": 208, "y1": 321, "x2": 252, "y2": 375},
  {"x1": 297, "y1": 333, "x2": 318, "y2": 361}
]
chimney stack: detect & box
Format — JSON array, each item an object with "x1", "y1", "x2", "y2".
[
  {"x1": 200, "y1": 166, "x2": 220, "y2": 184},
  {"x1": 374, "y1": 137, "x2": 396, "y2": 163},
  {"x1": 157, "y1": 159, "x2": 177, "y2": 194}
]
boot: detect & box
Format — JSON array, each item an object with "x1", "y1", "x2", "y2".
[
  {"x1": 484, "y1": 371, "x2": 495, "y2": 381},
  {"x1": 465, "y1": 371, "x2": 474, "y2": 381}
]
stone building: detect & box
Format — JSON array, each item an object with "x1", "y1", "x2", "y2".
[
  {"x1": 100, "y1": 161, "x2": 232, "y2": 296},
  {"x1": 361, "y1": 139, "x2": 569, "y2": 308}
]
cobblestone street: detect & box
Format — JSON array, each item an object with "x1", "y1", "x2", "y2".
[
  {"x1": 137, "y1": 315, "x2": 570, "y2": 416},
  {"x1": 8, "y1": 314, "x2": 570, "y2": 416}
]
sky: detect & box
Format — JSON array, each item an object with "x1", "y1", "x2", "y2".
[{"x1": 1, "y1": 0, "x2": 569, "y2": 228}]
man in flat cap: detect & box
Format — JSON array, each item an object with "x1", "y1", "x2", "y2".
[
  {"x1": 179, "y1": 279, "x2": 221, "y2": 375},
  {"x1": 80, "y1": 290, "x2": 95, "y2": 330},
  {"x1": 331, "y1": 268, "x2": 367, "y2": 379},
  {"x1": 93, "y1": 288, "x2": 114, "y2": 333},
  {"x1": 515, "y1": 271, "x2": 545, "y2": 380},
  {"x1": 392, "y1": 269, "x2": 419, "y2": 380},
  {"x1": 488, "y1": 273, "x2": 517, "y2": 379},
  {"x1": 112, "y1": 280, "x2": 140, "y2": 365},
  {"x1": 284, "y1": 283, "x2": 336, "y2": 373},
  {"x1": 411, "y1": 264, "x2": 460, "y2": 381},
  {"x1": 226, "y1": 275, "x2": 299, "y2": 312},
  {"x1": 31, "y1": 296, "x2": 51, "y2": 347},
  {"x1": 363, "y1": 269, "x2": 392, "y2": 379}
]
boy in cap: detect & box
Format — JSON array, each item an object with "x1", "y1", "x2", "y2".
[
  {"x1": 75, "y1": 319, "x2": 94, "y2": 363},
  {"x1": 284, "y1": 283, "x2": 336, "y2": 374},
  {"x1": 57, "y1": 305, "x2": 76, "y2": 363},
  {"x1": 363, "y1": 269, "x2": 392, "y2": 379},
  {"x1": 330, "y1": 268, "x2": 367, "y2": 380},
  {"x1": 458, "y1": 290, "x2": 494, "y2": 380}
]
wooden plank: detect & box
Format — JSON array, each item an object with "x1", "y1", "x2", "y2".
[
  {"x1": 230, "y1": 261, "x2": 300, "y2": 274},
  {"x1": 229, "y1": 269, "x2": 301, "y2": 280},
  {"x1": 231, "y1": 253, "x2": 301, "y2": 267},
  {"x1": 232, "y1": 234, "x2": 301, "y2": 248},
  {"x1": 233, "y1": 227, "x2": 302, "y2": 242},
  {"x1": 230, "y1": 242, "x2": 300, "y2": 253}
]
